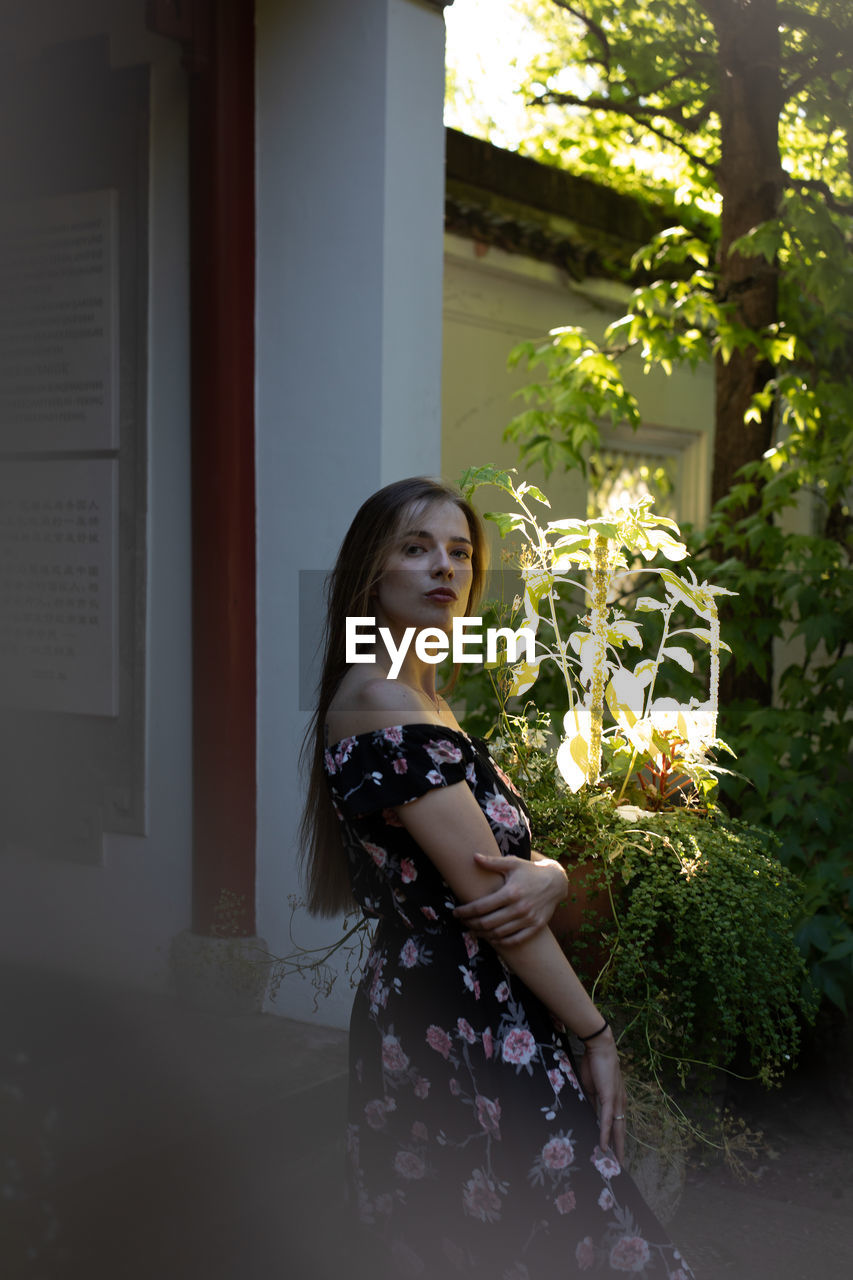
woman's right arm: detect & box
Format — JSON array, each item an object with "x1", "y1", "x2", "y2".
[{"x1": 395, "y1": 778, "x2": 626, "y2": 1160}]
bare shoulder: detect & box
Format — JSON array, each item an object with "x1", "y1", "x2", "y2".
[{"x1": 326, "y1": 673, "x2": 431, "y2": 743}]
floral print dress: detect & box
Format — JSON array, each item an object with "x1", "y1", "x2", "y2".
[{"x1": 323, "y1": 723, "x2": 694, "y2": 1279}]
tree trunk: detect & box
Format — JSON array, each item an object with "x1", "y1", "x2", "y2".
[
  {"x1": 706, "y1": 0, "x2": 785, "y2": 707},
  {"x1": 709, "y1": 0, "x2": 784, "y2": 508}
]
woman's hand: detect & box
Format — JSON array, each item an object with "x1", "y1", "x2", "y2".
[
  {"x1": 395, "y1": 783, "x2": 626, "y2": 1160},
  {"x1": 452, "y1": 852, "x2": 568, "y2": 945},
  {"x1": 578, "y1": 1028, "x2": 627, "y2": 1163}
]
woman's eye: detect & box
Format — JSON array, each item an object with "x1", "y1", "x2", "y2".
[
  {"x1": 404, "y1": 544, "x2": 425, "y2": 556},
  {"x1": 452, "y1": 548, "x2": 471, "y2": 561}
]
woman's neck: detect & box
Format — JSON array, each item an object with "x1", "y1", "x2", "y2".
[
  {"x1": 364, "y1": 613, "x2": 442, "y2": 707},
  {"x1": 371, "y1": 652, "x2": 440, "y2": 710}
]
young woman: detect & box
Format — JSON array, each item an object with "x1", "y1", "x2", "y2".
[{"x1": 300, "y1": 477, "x2": 694, "y2": 1279}]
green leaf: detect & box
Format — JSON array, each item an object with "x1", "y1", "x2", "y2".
[
  {"x1": 587, "y1": 518, "x2": 621, "y2": 540},
  {"x1": 815, "y1": 970, "x2": 847, "y2": 1012},
  {"x1": 822, "y1": 936, "x2": 853, "y2": 964},
  {"x1": 484, "y1": 511, "x2": 526, "y2": 538},
  {"x1": 636, "y1": 597, "x2": 667, "y2": 612},
  {"x1": 661, "y1": 645, "x2": 694, "y2": 672},
  {"x1": 459, "y1": 464, "x2": 517, "y2": 500},
  {"x1": 546, "y1": 519, "x2": 587, "y2": 536},
  {"x1": 517, "y1": 482, "x2": 550, "y2": 506}
]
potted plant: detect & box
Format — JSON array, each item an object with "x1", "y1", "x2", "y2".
[{"x1": 456, "y1": 465, "x2": 817, "y2": 1210}]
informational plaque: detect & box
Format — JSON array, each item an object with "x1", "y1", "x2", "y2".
[
  {"x1": 0, "y1": 459, "x2": 118, "y2": 715},
  {"x1": 0, "y1": 189, "x2": 119, "y2": 451}
]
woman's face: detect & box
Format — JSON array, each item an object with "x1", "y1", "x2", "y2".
[{"x1": 373, "y1": 499, "x2": 474, "y2": 636}]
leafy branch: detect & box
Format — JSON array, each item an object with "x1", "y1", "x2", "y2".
[{"x1": 460, "y1": 465, "x2": 734, "y2": 807}]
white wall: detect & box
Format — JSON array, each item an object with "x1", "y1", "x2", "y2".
[
  {"x1": 0, "y1": 3, "x2": 193, "y2": 989},
  {"x1": 254, "y1": 0, "x2": 448, "y2": 1028},
  {"x1": 442, "y1": 232, "x2": 714, "y2": 552}
]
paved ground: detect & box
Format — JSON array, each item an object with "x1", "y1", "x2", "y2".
[
  {"x1": 670, "y1": 1033, "x2": 853, "y2": 1279},
  {"x1": 2, "y1": 965, "x2": 851, "y2": 1279}
]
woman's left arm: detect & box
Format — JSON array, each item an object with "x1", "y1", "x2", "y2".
[{"x1": 453, "y1": 852, "x2": 568, "y2": 945}]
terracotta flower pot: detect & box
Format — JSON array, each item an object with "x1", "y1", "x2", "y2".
[{"x1": 549, "y1": 858, "x2": 614, "y2": 981}]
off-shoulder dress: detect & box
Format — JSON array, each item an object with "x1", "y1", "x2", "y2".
[{"x1": 323, "y1": 722, "x2": 694, "y2": 1279}]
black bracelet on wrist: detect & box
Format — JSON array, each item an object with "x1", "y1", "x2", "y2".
[{"x1": 578, "y1": 1017, "x2": 609, "y2": 1042}]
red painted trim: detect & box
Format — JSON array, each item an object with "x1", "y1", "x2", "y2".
[{"x1": 187, "y1": 0, "x2": 257, "y2": 936}]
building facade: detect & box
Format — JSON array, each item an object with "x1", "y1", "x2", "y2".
[
  {"x1": 0, "y1": 0, "x2": 714, "y2": 1033},
  {"x1": 0, "y1": 0, "x2": 451, "y2": 1030}
]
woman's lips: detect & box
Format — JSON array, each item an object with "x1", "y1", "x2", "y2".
[{"x1": 425, "y1": 589, "x2": 457, "y2": 602}]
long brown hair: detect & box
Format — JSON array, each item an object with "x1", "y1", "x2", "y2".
[{"x1": 298, "y1": 477, "x2": 488, "y2": 916}]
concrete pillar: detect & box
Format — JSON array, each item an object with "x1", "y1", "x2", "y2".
[{"x1": 255, "y1": 0, "x2": 450, "y2": 1024}]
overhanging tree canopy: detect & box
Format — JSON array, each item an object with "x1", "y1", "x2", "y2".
[{"x1": 481, "y1": 0, "x2": 853, "y2": 512}]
